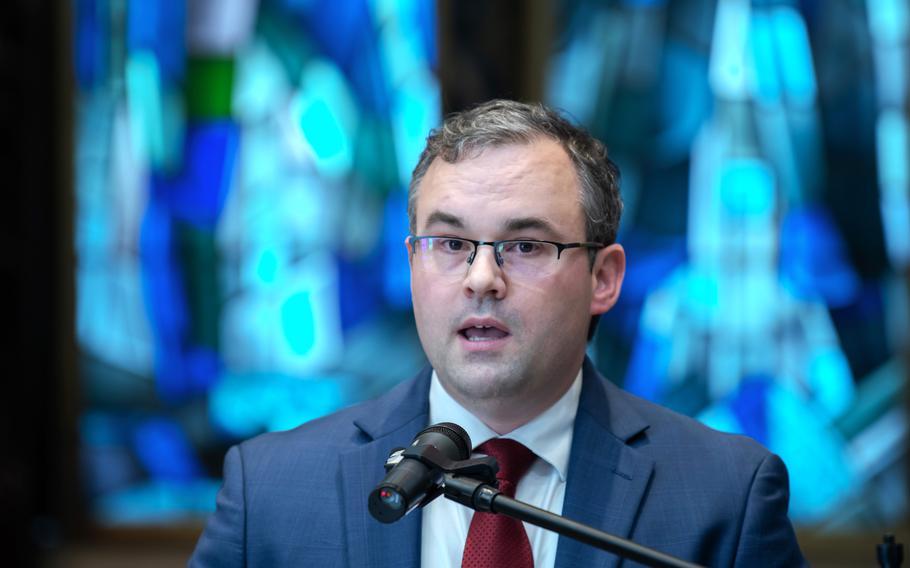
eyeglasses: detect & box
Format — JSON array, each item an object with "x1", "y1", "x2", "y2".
[{"x1": 408, "y1": 235, "x2": 604, "y2": 278}]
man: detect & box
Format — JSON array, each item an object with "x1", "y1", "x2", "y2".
[{"x1": 190, "y1": 100, "x2": 806, "y2": 567}]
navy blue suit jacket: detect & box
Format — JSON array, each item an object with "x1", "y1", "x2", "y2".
[{"x1": 190, "y1": 360, "x2": 805, "y2": 567}]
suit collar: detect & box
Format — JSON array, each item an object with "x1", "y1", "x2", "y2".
[
  {"x1": 340, "y1": 366, "x2": 432, "y2": 568},
  {"x1": 352, "y1": 366, "x2": 433, "y2": 441},
  {"x1": 555, "y1": 358, "x2": 655, "y2": 568},
  {"x1": 347, "y1": 359, "x2": 649, "y2": 444},
  {"x1": 577, "y1": 357, "x2": 650, "y2": 444}
]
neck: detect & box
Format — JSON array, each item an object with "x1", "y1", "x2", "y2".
[{"x1": 442, "y1": 369, "x2": 580, "y2": 435}]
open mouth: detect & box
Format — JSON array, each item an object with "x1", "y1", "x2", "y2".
[{"x1": 459, "y1": 324, "x2": 510, "y2": 342}]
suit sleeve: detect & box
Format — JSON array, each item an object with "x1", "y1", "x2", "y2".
[
  {"x1": 189, "y1": 445, "x2": 246, "y2": 568},
  {"x1": 734, "y1": 453, "x2": 807, "y2": 568}
]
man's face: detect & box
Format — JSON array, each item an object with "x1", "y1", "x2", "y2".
[{"x1": 408, "y1": 138, "x2": 620, "y2": 427}]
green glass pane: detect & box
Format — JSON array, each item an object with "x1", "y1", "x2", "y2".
[
  {"x1": 177, "y1": 223, "x2": 221, "y2": 349},
  {"x1": 186, "y1": 57, "x2": 235, "y2": 119}
]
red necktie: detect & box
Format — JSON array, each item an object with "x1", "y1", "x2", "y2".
[{"x1": 461, "y1": 438, "x2": 537, "y2": 568}]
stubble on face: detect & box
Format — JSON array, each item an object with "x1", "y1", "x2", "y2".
[
  {"x1": 437, "y1": 302, "x2": 525, "y2": 399},
  {"x1": 409, "y1": 139, "x2": 594, "y2": 432}
]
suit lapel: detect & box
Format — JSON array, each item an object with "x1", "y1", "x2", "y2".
[
  {"x1": 339, "y1": 368, "x2": 432, "y2": 568},
  {"x1": 555, "y1": 360, "x2": 655, "y2": 568}
]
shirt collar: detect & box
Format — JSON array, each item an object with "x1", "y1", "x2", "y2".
[{"x1": 428, "y1": 368, "x2": 582, "y2": 482}]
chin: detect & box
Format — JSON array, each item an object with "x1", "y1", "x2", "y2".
[{"x1": 444, "y1": 360, "x2": 527, "y2": 401}]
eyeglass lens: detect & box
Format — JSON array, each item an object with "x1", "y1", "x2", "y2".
[{"x1": 413, "y1": 237, "x2": 561, "y2": 277}]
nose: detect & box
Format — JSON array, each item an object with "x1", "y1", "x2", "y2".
[{"x1": 463, "y1": 245, "x2": 506, "y2": 300}]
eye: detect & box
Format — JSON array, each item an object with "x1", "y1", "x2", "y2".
[
  {"x1": 439, "y1": 238, "x2": 467, "y2": 253},
  {"x1": 503, "y1": 240, "x2": 543, "y2": 255}
]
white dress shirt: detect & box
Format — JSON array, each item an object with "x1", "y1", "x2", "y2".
[{"x1": 420, "y1": 369, "x2": 583, "y2": 568}]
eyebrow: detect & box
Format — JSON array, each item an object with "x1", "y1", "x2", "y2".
[
  {"x1": 504, "y1": 216, "x2": 559, "y2": 238},
  {"x1": 424, "y1": 210, "x2": 465, "y2": 229}
]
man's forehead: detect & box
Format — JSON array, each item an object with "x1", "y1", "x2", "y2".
[
  {"x1": 419, "y1": 140, "x2": 574, "y2": 190},
  {"x1": 423, "y1": 209, "x2": 561, "y2": 236}
]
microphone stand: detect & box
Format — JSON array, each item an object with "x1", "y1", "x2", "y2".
[
  {"x1": 372, "y1": 442, "x2": 703, "y2": 567},
  {"x1": 442, "y1": 473, "x2": 704, "y2": 568}
]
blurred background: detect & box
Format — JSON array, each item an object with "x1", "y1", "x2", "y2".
[{"x1": 2, "y1": 0, "x2": 909, "y2": 566}]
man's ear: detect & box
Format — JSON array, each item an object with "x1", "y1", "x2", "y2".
[
  {"x1": 590, "y1": 244, "x2": 625, "y2": 315},
  {"x1": 404, "y1": 236, "x2": 414, "y2": 267}
]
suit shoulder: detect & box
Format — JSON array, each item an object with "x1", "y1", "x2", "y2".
[
  {"x1": 236, "y1": 372, "x2": 426, "y2": 459},
  {"x1": 238, "y1": 404, "x2": 363, "y2": 456},
  {"x1": 611, "y1": 385, "x2": 772, "y2": 464}
]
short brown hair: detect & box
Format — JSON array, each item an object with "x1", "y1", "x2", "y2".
[{"x1": 408, "y1": 99, "x2": 622, "y2": 246}]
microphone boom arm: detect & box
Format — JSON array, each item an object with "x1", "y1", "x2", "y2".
[{"x1": 441, "y1": 473, "x2": 704, "y2": 568}]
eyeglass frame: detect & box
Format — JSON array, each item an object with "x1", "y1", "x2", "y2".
[{"x1": 407, "y1": 235, "x2": 606, "y2": 269}]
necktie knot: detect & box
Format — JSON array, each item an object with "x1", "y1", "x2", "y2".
[{"x1": 476, "y1": 439, "x2": 536, "y2": 496}]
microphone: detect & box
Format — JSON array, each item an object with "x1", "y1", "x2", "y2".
[{"x1": 368, "y1": 422, "x2": 472, "y2": 523}]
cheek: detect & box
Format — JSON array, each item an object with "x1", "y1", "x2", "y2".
[
  {"x1": 411, "y1": 269, "x2": 464, "y2": 306},
  {"x1": 529, "y1": 274, "x2": 592, "y2": 328},
  {"x1": 410, "y1": 276, "x2": 431, "y2": 316},
  {"x1": 411, "y1": 274, "x2": 446, "y2": 331}
]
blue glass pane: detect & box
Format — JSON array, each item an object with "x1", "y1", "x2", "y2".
[
  {"x1": 127, "y1": 0, "x2": 185, "y2": 82},
  {"x1": 74, "y1": 0, "x2": 108, "y2": 88}
]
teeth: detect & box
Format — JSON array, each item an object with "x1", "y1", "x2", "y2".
[{"x1": 462, "y1": 324, "x2": 507, "y2": 342}]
